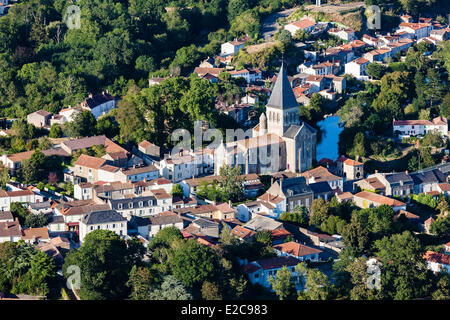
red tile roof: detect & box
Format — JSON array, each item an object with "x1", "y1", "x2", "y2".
[{"x1": 273, "y1": 241, "x2": 322, "y2": 257}]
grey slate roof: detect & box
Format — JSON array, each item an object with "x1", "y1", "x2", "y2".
[
  {"x1": 283, "y1": 121, "x2": 317, "y2": 139},
  {"x1": 410, "y1": 169, "x2": 446, "y2": 185},
  {"x1": 29, "y1": 201, "x2": 52, "y2": 210},
  {"x1": 82, "y1": 210, "x2": 126, "y2": 225},
  {"x1": 309, "y1": 181, "x2": 333, "y2": 194},
  {"x1": 266, "y1": 62, "x2": 298, "y2": 110},
  {"x1": 385, "y1": 172, "x2": 413, "y2": 185},
  {"x1": 281, "y1": 176, "x2": 312, "y2": 196}
]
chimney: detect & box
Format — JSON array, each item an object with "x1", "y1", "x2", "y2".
[
  {"x1": 88, "y1": 93, "x2": 93, "y2": 98},
  {"x1": 228, "y1": 200, "x2": 232, "y2": 207},
  {"x1": 405, "y1": 170, "x2": 408, "y2": 175},
  {"x1": 375, "y1": 170, "x2": 378, "y2": 174}
]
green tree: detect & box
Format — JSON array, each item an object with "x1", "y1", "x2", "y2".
[
  {"x1": 268, "y1": 266, "x2": 296, "y2": 300},
  {"x1": 49, "y1": 124, "x2": 62, "y2": 138},
  {"x1": 373, "y1": 231, "x2": 431, "y2": 299},
  {"x1": 63, "y1": 230, "x2": 145, "y2": 300},
  {"x1": 168, "y1": 239, "x2": 220, "y2": 287}
]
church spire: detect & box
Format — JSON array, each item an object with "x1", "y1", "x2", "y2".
[{"x1": 266, "y1": 62, "x2": 298, "y2": 110}]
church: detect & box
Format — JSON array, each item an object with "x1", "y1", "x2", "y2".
[{"x1": 214, "y1": 63, "x2": 317, "y2": 175}]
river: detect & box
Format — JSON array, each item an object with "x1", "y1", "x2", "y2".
[{"x1": 316, "y1": 115, "x2": 343, "y2": 161}]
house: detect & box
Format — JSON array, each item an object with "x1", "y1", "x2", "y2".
[
  {"x1": 243, "y1": 214, "x2": 284, "y2": 233},
  {"x1": 236, "y1": 201, "x2": 276, "y2": 222},
  {"x1": 273, "y1": 241, "x2": 322, "y2": 262},
  {"x1": 284, "y1": 19, "x2": 316, "y2": 37},
  {"x1": 221, "y1": 39, "x2": 246, "y2": 56},
  {"x1": 298, "y1": 227, "x2": 340, "y2": 249},
  {"x1": 73, "y1": 154, "x2": 107, "y2": 183},
  {"x1": 231, "y1": 225, "x2": 256, "y2": 241},
  {"x1": 328, "y1": 28, "x2": 356, "y2": 41},
  {"x1": 423, "y1": 251, "x2": 450, "y2": 274},
  {"x1": 393, "y1": 117, "x2": 448, "y2": 138},
  {"x1": 0, "y1": 211, "x2": 13, "y2": 222},
  {"x1": 117, "y1": 165, "x2": 159, "y2": 183},
  {"x1": 301, "y1": 61, "x2": 336, "y2": 76},
  {"x1": 367, "y1": 171, "x2": 414, "y2": 197},
  {"x1": 305, "y1": 75, "x2": 325, "y2": 92},
  {"x1": 384, "y1": 38, "x2": 414, "y2": 56},
  {"x1": 108, "y1": 189, "x2": 172, "y2": 219},
  {"x1": 36, "y1": 242, "x2": 64, "y2": 266},
  {"x1": 258, "y1": 176, "x2": 313, "y2": 214},
  {"x1": 335, "y1": 191, "x2": 354, "y2": 203},
  {"x1": 27, "y1": 110, "x2": 52, "y2": 128},
  {"x1": 301, "y1": 166, "x2": 343, "y2": 191},
  {"x1": 21, "y1": 227, "x2": 50, "y2": 244},
  {"x1": 0, "y1": 220, "x2": 22, "y2": 243},
  {"x1": 1, "y1": 150, "x2": 35, "y2": 174},
  {"x1": 362, "y1": 34, "x2": 384, "y2": 47},
  {"x1": 138, "y1": 140, "x2": 160, "y2": 158},
  {"x1": 324, "y1": 75, "x2": 346, "y2": 94},
  {"x1": 353, "y1": 191, "x2": 406, "y2": 211},
  {"x1": 79, "y1": 210, "x2": 127, "y2": 242},
  {"x1": 364, "y1": 48, "x2": 392, "y2": 62},
  {"x1": 309, "y1": 181, "x2": 333, "y2": 201},
  {"x1": 243, "y1": 256, "x2": 302, "y2": 290},
  {"x1": 398, "y1": 22, "x2": 433, "y2": 39},
  {"x1": 336, "y1": 156, "x2": 364, "y2": 179},
  {"x1": 47, "y1": 215, "x2": 66, "y2": 235},
  {"x1": 80, "y1": 91, "x2": 116, "y2": 119},
  {"x1": 28, "y1": 201, "x2": 53, "y2": 215},
  {"x1": 0, "y1": 189, "x2": 44, "y2": 211},
  {"x1": 410, "y1": 169, "x2": 446, "y2": 194},
  {"x1": 183, "y1": 217, "x2": 220, "y2": 239},
  {"x1": 60, "y1": 135, "x2": 128, "y2": 156},
  {"x1": 148, "y1": 211, "x2": 184, "y2": 238},
  {"x1": 54, "y1": 199, "x2": 111, "y2": 233},
  {"x1": 193, "y1": 67, "x2": 224, "y2": 78},
  {"x1": 215, "y1": 202, "x2": 238, "y2": 220},
  {"x1": 354, "y1": 176, "x2": 386, "y2": 195},
  {"x1": 344, "y1": 57, "x2": 370, "y2": 80},
  {"x1": 430, "y1": 28, "x2": 450, "y2": 41},
  {"x1": 436, "y1": 183, "x2": 450, "y2": 197}
]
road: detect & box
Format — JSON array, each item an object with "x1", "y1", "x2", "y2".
[{"x1": 260, "y1": 7, "x2": 298, "y2": 40}]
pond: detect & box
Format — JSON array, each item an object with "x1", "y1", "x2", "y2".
[{"x1": 316, "y1": 115, "x2": 343, "y2": 161}]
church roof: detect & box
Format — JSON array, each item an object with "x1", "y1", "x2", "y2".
[
  {"x1": 266, "y1": 62, "x2": 298, "y2": 110},
  {"x1": 283, "y1": 122, "x2": 317, "y2": 139}
]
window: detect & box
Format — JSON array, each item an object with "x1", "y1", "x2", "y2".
[
  {"x1": 118, "y1": 203, "x2": 123, "y2": 210},
  {"x1": 129, "y1": 202, "x2": 133, "y2": 209},
  {"x1": 112, "y1": 224, "x2": 115, "y2": 228}
]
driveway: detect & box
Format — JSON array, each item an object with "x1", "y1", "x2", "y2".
[{"x1": 260, "y1": 7, "x2": 298, "y2": 40}]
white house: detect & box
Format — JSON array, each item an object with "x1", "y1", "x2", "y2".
[
  {"x1": 148, "y1": 211, "x2": 184, "y2": 238},
  {"x1": 328, "y1": 28, "x2": 356, "y2": 41},
  {"x1": 236, "y1": 201, "x2": 276, "y2": 222},
  {"x1": 284, "y1": 19, "x2": 316, "y2": 37},
  {"x1": 0, "y1": 189, "x2": 44, "y2": 211},
  {"x1": 221, "y1": 40, "x2": 246, "y2": 56},
  {"x1": 344, "y1": 57, "x2": 370, "y2": 80},
  {"x1": 393, "y1": 116, "x2": 448, "y2": 138},
  {"x1": 398, "y1": 22, "x2": 433, "y2": 40},
  {"x1": 80, "y1": 91, "x2": 116, "y2": 119},
  {"x1": 79, "y1": 210, "x2": 127, "y2": 242}
]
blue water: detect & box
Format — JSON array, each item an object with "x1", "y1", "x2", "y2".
[{"x1": 316, "y1": 116, "x2": 343, "y2": 161}]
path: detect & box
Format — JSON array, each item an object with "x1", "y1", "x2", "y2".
[{"x1": 260, "y1": 7, "x2": 298, "y2": 40}]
